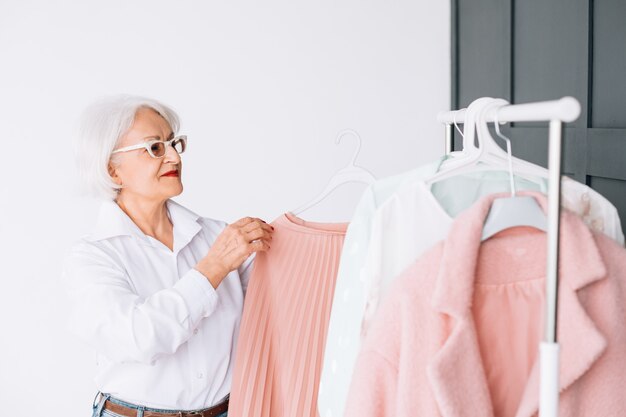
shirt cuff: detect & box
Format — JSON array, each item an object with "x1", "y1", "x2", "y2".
[{"x1": 174, "y1": 269, "x2": 219, "y2": 321}]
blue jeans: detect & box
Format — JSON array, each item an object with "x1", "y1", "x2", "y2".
[{"x1": 91, "y1": 392, "x2": 228, "y2": 417}]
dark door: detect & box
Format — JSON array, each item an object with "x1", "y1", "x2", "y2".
[{"x1": 452, "y1": 0, "x2": 626, "y2": 232}]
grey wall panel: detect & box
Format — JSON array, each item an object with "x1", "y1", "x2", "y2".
[
  {"x1": 508, "y1": 127, "x2": 578, "y2": 172},
  {"x1": 591, "y1": 0, "x2": 626, "y2": 128},
  {"x1": 457, "y1": 0, "x2": 509, "y2": 107},
  {"x1": 587, "y1": 129, "x2": 626, "y2": 181},
  {"x1": 513, "y1": 0, "x2": 584, "y2": 104}
]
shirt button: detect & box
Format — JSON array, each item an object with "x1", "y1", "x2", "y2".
[
  {"x1": 193, "y1": 329, "x2": 199, "y2": 335},
  {"x1": 197, "y1": 372, "x2": 203, "y2": 379}
]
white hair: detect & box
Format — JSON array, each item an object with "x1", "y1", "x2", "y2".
[{"x1": 74, "y1": 94, "x2": 180, "y2": 201}]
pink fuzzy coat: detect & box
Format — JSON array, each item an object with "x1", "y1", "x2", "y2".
[{"x1": 345, "y1": 192, "x2": 626, "y2": 417}]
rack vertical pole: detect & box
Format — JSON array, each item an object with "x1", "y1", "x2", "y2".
[{"x1": 540, "y1": 119, "x2": 564, "y2": 417}]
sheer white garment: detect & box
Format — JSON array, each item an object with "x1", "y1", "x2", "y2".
[{"x1": 318, "y1": 159, "x2": 444, "y2": 417}]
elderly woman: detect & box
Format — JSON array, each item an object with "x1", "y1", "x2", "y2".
[{"x1": 63, "y1": 95, "x2": 273, "y2": 417}]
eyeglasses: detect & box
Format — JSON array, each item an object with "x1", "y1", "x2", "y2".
[{"x1": 112, "y1": 135, "x2": 187, "y2": 159}]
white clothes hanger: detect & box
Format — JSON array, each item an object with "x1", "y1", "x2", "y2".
[
  {"x1": 426, "y1": 98, "x2": 549, "y2": 186},
  {"x1": 474, "y1": 99, "x2": 551, "y2": 180},
  {"x1": 453, "y1": 109, "x2": 465, "y2": 139},
  {"x1": 481, "y1": 102, "x2": 547, "y2": 240},
  {"x1": 436, "y1": 97, "x2": 494, "y2": 172},
  {"x1": 426, "y1": 98, "x2": 548, "y2": 238},
  {"x1": 443, "y1": 105, "x2": 467, "y2": 157},
  {"x1": 291, "y1": 129, "x2": 377, "y2": 216}
]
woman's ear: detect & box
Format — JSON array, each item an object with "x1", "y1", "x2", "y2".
[{"x1": 108, "y1": 161, "x2": 122, "y2": 186}]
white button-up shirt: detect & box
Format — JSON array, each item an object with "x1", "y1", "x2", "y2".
[{"x1": 62, "y1": 198, "x2": 254, "y2": 410}]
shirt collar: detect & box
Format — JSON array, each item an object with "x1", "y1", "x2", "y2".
[{"x1": 87, "y1": 199, "x2": 203, "y2": 252}]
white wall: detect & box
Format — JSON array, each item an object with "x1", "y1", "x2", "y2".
[{"x1": 0, "y1": 1, "x2": 449, "y2": 415}]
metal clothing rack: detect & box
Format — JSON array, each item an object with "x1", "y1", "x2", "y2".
[{"x1": 436, "y1": 97, "x2": 581, "y2": 417}]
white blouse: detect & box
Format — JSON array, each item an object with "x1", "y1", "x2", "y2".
[
  {"x1": 62, "y1": 198, "x2": 254, "y2": 410},
  {"x1": 318, "y1": 158, "x2": 444, "y2": 417}
]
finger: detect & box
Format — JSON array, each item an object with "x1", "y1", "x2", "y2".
[
  {"x1": 249, "y1": 239, "x2": 271, "y2": 253},
  {"x1": 261, "y1": 222, "x2": 275, "y2": 233},
  {"x1": 257, "y1": 222, "x2": 275, "y2": 233},
  {"x1": 241, "y1": 224, "x2": 274, "y2": 239},
  {"x1": 245, "y1": 228, "x2": 273, "y2": 242},
  {"x1": 231, "y1": 217, "x2": 255, "y2": 228},
  {"x1": 245, "y1": 228, "x2": 264, "y2": 241},
  {"x1": 241, "y1": 220, "x2": 261, "y2": 232}
]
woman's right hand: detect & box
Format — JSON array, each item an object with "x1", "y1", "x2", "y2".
[{"x1": 195, "y1": 217, "x2": 274, "y2": 288}]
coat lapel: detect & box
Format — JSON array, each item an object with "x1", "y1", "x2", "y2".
[
  {"x1": 427, "y1": 191, "x2": 608, "y2": 417},
  {"x1": 428, "y1": 193, "x2": 497, "y2": 417},
  {"x1": 515, "y1": 208, "x2": 607, "y2": 417}
]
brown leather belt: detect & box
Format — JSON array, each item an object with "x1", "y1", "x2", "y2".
[{"x1": 103, "y1": 397, "x2": 229, "y2": 417}]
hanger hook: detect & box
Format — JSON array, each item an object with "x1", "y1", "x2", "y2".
[
  {"x1": 335, "y1": 129, "x2": 362, "y2": 166},
  {"x1": 492, "y1": 105, "x2": 516, "y2": 197},
  {"x1": 453, "y1": 110, "x2": 465, "y2": 138}
]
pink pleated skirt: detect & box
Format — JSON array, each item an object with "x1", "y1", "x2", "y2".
[{"x1": 229, "y1": 212, "x2": 348, "y2": 417}]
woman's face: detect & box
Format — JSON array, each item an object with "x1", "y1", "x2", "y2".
[{"x1": 109, "y1": 108, "x2": 183, "y2": 203}]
